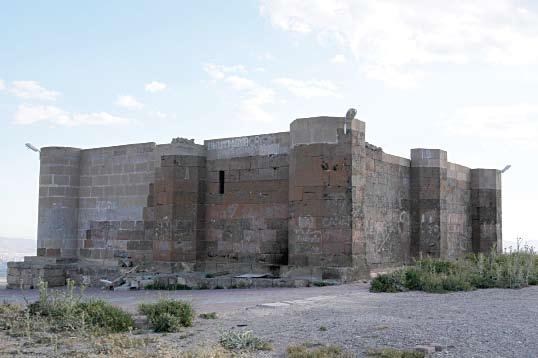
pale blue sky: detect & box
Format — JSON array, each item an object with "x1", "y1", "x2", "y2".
[{"x1": 1, "y1": 1, "x2": 537, "y2": 249}]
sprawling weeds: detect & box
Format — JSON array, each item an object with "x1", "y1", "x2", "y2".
[
  {"x1": 139, "y1": 299, "x2": 195, "y2": 332},
  {"x1": 219, "y1": 330, "x2": 272, "y2": 351},
  {"x1": 371, "y1": 242, "x2": 537, "y2": 293},
  {"x1": 3, "y1": 279, "x2": 133, "y2": 336}
]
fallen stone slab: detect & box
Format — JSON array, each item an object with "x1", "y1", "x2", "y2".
[{"x1": 234, "y1": 273, "x2": 271, "y2": 278}]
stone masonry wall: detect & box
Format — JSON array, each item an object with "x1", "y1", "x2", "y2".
[
  {"x1": 202, "y1": 133, "x2": 290, "y2": 272},
  {"x1": 38, "y1": 147, "x2": 81, "y2": 258},
  {"x1": 288, "y1": 117, "x2": 364, "y2": 279},
  {"x1": 445, "y1": 163, "x2": 472, "y2": 259},
  {"x1": 410, "y1": 149, "x2": 447, "y2": 258},
  {"x1": 78, "y1": 143, "x2": 157, "y2": 262},
  {"x1": 144, "y1": 155, "x2": 206, "y2": 268},
  {"x1": 288, "y1": 141, "x2": 353, "y2": 268},
  {"x1": 471, "y1": 169, "x2": 502, "y2": 253},
  {"x1": 74, "y1": 141, "x2": 205, "y2": 264},
  {"x1": 364, "y1": 150, "x2": 411, "y2": 268},
  {"x1": 30, "y1": 116, "x2": 502, "y2": 284}
]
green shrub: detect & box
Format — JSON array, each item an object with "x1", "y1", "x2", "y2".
[
  {"x1": 139, "y1": 299, "x2": 195, "y2": 332},
  {"x1": 403, "y1": 269, "x2": 422, "y2": 290},
  {"x1": 77, "y1": 300, "x2": 134, "y2": 333},
  {"x1": 370, "y1": 273, "x2": 405, "y2": 293},
  {"x1": 417, "y1": 258, "x2": 454, "y2": 274},
  {"x1": 219, "y1": 330, "x2": 272, "y2": 351},
  {"x1": 152, "y1": 312, "x2": 183, "y2": 333},
  {"x1": 370, "y1": 241, "x2": 537, "y2": 293}
]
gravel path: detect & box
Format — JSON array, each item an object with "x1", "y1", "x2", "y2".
[{"x1": 1, "y1": 283, "x2": 537, "y2": 357}]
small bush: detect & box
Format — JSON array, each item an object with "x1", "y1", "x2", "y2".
[
  {"x1": 219, "y1": 330, "x2": 272, "y2": 351},
  {"x1": 152, "y1": 312, "x2": 183, "y2": 333},
  {"x1": 319, "y1": 325, "x2": 327, "y2": 331},
  {"x1": 199, "y1": 312, "x2": 218, "y2": 319},
  {"x1": 370, "y1": 273, "x2": 406, "y2": 293},
  {"x1": 286, "y1": 344, "x2": 354, "y2": 358},
  {"x1": 77, "y1": 300, "x2": 135, "y2": 333},
  {"x1": 139, "y1": 299, "x2": 195, "y2": 332}
]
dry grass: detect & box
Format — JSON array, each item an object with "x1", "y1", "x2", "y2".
[
  {"x1": 367, "y1": 348, "x2": 425, "y2": 358},
  {"x1": 286, "y1": 344, "x2": 354, "y2": 358},
  {"x1": 199, "y1": 312, "x2": 218, "y2": 319}
]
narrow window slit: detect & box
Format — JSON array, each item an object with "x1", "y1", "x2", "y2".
[{"x1": 219, "y1": 170, "x2": 225, "y2": 194}]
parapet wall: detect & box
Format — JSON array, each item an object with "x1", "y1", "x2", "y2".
[{"x1": 31, "y1": 116, "x2": 502, "y2": 283}]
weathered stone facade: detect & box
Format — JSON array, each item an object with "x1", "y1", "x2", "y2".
[{"x1": 8, "y1": 116, "x2": 502, "y2": 288}]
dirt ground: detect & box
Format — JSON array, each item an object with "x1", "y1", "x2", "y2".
[{"x1": 1, "y1": 283, "x2": 537, "y2": 357}]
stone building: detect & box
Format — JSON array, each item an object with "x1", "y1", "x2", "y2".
[{"x1": 7, "y1": 116, "x2": 502, "y2": 288}]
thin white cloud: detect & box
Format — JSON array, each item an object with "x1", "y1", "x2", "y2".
[
  {"x1": 115, "y1": 95, "x2": 143, "y2": 110},
  {"x1": 0, "y1": 79, "x2": 5, "y2": 91},
  {"x1": 203, "y1": 63, "x2": 247, "y2": 80},
  {"x1": 258, "y1": 52, "x2": 276, "y2": 61},
  {"x1": 204, "y1": 64, "x2": 274, "y2": 121},
  {"x1": 330, "y1": 54, "x2": 347, "y2": 64},
  {"x1": 14, "y1": 105, "x2": 129, "y2": 126},
  {"x1": 273, "y1": 78, "x2": 339, "y2": 98},
  {"x1": 145, "y1": 81, "x2": 167, "y2": 93},
  {"x1": 446, "y1": 104, "x2": 538, "y2": 146},
  {"x1": 238, "y1": 87, "x2": 276, "y2": 122},
  {"x1": 9, "y1": 81, "x2": 60, "y2": 101},
  {"x1": 225, "y1": 75, "x2": 257, "y2": 91},
  {"x1": 261, "y1": 0, "x2": 538, "y2": 87},
  {"x1": 149, "y1": 111, "x2": 176, "y2": 120}
]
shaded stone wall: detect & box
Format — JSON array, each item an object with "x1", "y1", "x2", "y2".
[
  {"x1": 288, "y1": 117, "x2": 364, "y2": 279},
  {"x1": 202, "y1": 133, "x2": 290, "y2": 272},
  {"x1": 288, "y1": 141, "x2": 353, "y2": 267},
  {"x1": 410, "y1": 149, "x2": 447, "y2": 258},
  {"x1": 364, "y1": 150, "x2": 411, "y2": 268},
  {"x1": 445, "y1": 163, "x2": 472, "y2": 259},
  {"x1": 471, "y1": 169, "x2": 502, "y2": 253},
  {"x1": 38, "y1": 147, "x2": 81, "y2": 258},
  {"x1": 144, "y1": 155, "x2": 206, "y2": 268}
]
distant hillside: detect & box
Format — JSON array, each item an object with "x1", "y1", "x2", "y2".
[
  {"x1": 0, "y1": 238, "x2": 36, "y2": 277},
  {"x1": 0, "y1": 237, "x2": 36, "y2": 253}
]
